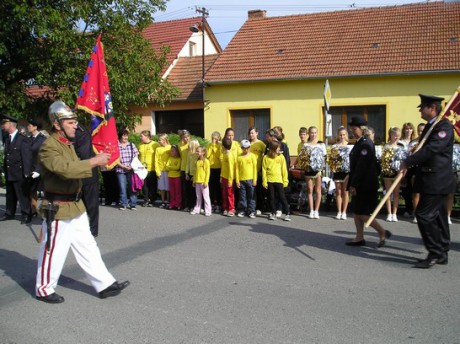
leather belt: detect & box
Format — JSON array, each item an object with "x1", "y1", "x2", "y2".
[{"x1": 44, "y1": 191, "x2": 82, "y2": 202}]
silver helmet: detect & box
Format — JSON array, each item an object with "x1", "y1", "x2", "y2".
[{"x1": 48, "y1": 101, "x2": 77, "y2": 125}]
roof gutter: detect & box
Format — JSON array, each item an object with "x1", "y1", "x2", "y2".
[{"x1": 206, "y1": 70, "x2": 460, "y2": 85}]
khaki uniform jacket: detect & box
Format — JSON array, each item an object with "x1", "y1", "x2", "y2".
[{"x1": 39, "y1": 132, "x2": 92, "y2": 219}]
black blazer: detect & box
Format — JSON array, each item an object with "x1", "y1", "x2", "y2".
[
  {"x1": 3, "y1": 132, "x2": 32, "y2": 181},
  {"x1": 30, "y1": 133, "x2": 47, "y2": 174},
  {"x1": 404, "y1": 118, "x2": 455, "y2": 195},
  {"x1": 74, "y1": 124, "x2": 98, "y2": 184},
  {"x1": 348, "y1": 136, "x2": 379, "y2": 193}
]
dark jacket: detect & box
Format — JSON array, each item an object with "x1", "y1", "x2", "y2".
[
  {"x1": 404, "y1": 118, "x2": 454, "y2": 195},
  {"x1": 74, "y1": 124, "x2": 98, "y2": 184},
  {"x1": 348, "y1": 136, "x2": 379, "y2": 193},
  {"x1": 3, "y1": 131, "x2": 32, "y2": 181},
  {"x1": 30, "y1": 132, "x2": 47, "y2": 174}
]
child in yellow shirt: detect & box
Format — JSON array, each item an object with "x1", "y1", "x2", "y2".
[
  {"x1": 191, "y1": 146, "x2": 211, "y2": 216},
  {"x1": 236, "y1": 140, "x2": 257, "y2": 218},
  {"x1": 220, "y1": 137, "x2": 236, "y2": 216},
  {"x1": 262, "y1": 141, "x2": 291, "y2": 221},
  {"x1": 165, "y1": 145, "x2": 182, "y2": 210},
  {"x1": 154, "y1": 133, "x2": 171, "y2": 208}
]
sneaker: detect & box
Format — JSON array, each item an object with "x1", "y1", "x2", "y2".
[
  {"x1": 448, "y1": 216, "x2": 452, "y2": 225},
  {"x1": 249, "y1": 213, "x2": 256, "y2": 219},
  {"x1": 227, "y1": 211, "x2": 235, "y2": 217},
  {"x1": 159, "y1": 203, "x2": 166, "y2": 208},
  {"x1": 256, "y1": 210, "x2": 262, "y2": 215},
  {"x1": 204, "y1": 213, "x2": 211, "y2": 217},
  {"x1": 284, "y1": 214, "x2": 291, "y2": 221},
  {"x1": 412, "y1": 217, "x2": 418, "y2": 224},
  {"x1": 336, "y1": 212, "x2": 342, "y2": 220},
  {"x1": 268, "y1": 213, "x2": 276, "y2": 220},
  {"x1": 130, "y1": 207, "x2": 137, "y2": 211},
  {"x1": 276, "y1": 210, "x2": 282, "y2": 218},
  {"x1": 308, "y1": 210, "x2": 314, "y2": 218},
  {"x1": 200, "y1": 209, "x2": 205, "y2": 214},
  {"x1": 313, "y1": 211, "x2": 319, "y2": 219},
  {"x1": 223, "y1": 210, "x2": 228, "y2": 216},
  {"x1": 119, "y1": 206, "x2": 127, "y2": 211},
  {"x1": 190, "y1": 210, "x2": 199, "y2": 215},
  {"x1": 403, "y1": 212, "x2": 412, "y2": 218},
  {"x1": 386, "y1": 214, "x2": 392, "y2": 222},
  {"x1": 142, "y1": 202, "x2": 149, "y2": 207},
  {"x1": 341, "y1": 213, "x2": 347, "y2": 220},
  {"x1": 237, "y1": 212, "x2": 245, "y2": 218},
  {"x1": 392, "y1": 214, "x2": 398, "y2": 222},
  {"x1": 183, "y1": 207, "x2": 190, "y2": 212}
]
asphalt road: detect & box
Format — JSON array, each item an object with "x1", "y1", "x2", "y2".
[{"x1": 0, "y1": 189, "x2": 459, "y2": 344}]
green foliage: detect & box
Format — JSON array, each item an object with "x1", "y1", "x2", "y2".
[
  {"x1": 129, "y1": 133, "x2": 209, "y2": 147},
  {"x1": 0, "y1": 0, "x2": 179, "y2": 131}
]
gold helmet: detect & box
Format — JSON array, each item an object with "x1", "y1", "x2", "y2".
[{"x1": 48, "y1": 101, "x2": 77, "y2": 125}]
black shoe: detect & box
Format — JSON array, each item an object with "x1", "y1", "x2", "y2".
[
  {"x1": 0, "y1": 215, "x2": 14, "y2": 221},
  {"x1": 36, "y1": 293, "x2": 65, "y2": 304},
  {"x1": 346, "y1": 240, "x2": 366, "y2": 246},
  {"x1": 436, "y1": 255, "x2": 448, "y2": 265},
  {"x1": 98, "y1": 280, "x2": 130, "y2": 299},
  {"x1": 22, "y1": 214, "x2": 32, "y2": 224},
  {"x1": 414, "y1": 258, "x2": 437, "y2": 269},
  {"x1": 377, "y1": 230, "x2": 392, "y2": 248}
]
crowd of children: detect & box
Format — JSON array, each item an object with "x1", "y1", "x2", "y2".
[{"x1": 111, "y1": 122, "x2": 458, "y2": 223}]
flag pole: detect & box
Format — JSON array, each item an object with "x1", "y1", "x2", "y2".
[{"x1": 364, "y1": 89, "x2": 459, "y2": 227}]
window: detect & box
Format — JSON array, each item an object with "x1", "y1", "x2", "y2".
[
  {"x1": 155, "y1": 109, "x2": 203, "y2": 137},
  {"x1": 230, "y1": 109, "x2": 270, "y2": 141},
  {"x1": 327, "y1": 105, "x2": 386, "y2": 144},
  {"x1": 189, "y1": 41, "x2": 196, "y2": 57}
]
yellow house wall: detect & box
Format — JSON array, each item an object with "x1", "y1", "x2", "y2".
[{"x1": 205, "y1": 73, "x2": 459, "y2": 144}]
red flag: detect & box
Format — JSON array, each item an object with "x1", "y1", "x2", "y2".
[
  {"x1": 443, "y1": 86, "x2": 460, "y2": 142},
  {"x1": 76, "y1": 34, "x2": 120, "y2": 169}
]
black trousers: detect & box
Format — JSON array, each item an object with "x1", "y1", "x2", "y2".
[
  {"x1": 415, "y1": 193, "x2": 450, "y2": 259},
  {"x1": 82, "y1": 181, "x2": 100, "y2": 237},
  {"x1": 142, "y1": 171, "x2": 157, "y2": 204},
  {"x1": 209, "y1": 168, "x2": 221, "y2": 206},
  {"x1": 267, "y1": 182, "x2": 290, "y2": 215},
  {"x1": 5, "y1": 178, "x2": 31, "y2": 217},
  {"x1": 102, "y1": 170, "x2": 119, "y2": 205}
]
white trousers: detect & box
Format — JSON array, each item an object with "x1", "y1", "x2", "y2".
[{"x1": 36, "y1": 212, "x2": 116, "y2": 297}]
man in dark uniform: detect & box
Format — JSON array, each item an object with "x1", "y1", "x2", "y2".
[
  {"x1": 400, "y1": 94, "x2": 454, "y2": 268},
  {"x1": 74, "y1": 124, "x2": 100, "y2": 237},
  {"x1": 27, "y1": 117, "x2": 47, "y2": 216},
  {"x1": 0, "y1": 114, "x2": 33, "y2": 224}
]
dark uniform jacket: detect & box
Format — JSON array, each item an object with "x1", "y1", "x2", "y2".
[
  {"x1": 30, "y1": 133, "x2": 47, "y2": 174},
  {"x1": 74, "y1": 125, "x2": 98, "y2": 185},
  {"x1": 404, "y1": 118, "x2": 454, "y2": 195},
  {"x1": 39, "y1": 132, "x2": 92, "y2": 219},
  {"x1": 348, "y1": 136, "x2": 379, "y2": 193},
  {"x1": 3, "y1": 131, "x2": 32, "y2": 181}
]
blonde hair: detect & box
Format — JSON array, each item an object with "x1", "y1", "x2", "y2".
[
  {"x1": 336, "y1": 126, "x2": 348, "y2": 141},
  {"x1": 387, "y1": 127, "x2": 401, "y2": 141},
  {"x1": 140, "y1": 130, "x2": 151, "y2": 138},
  {"x1": 188, "y1": 139, "x2": 200, "y2": 153},
  {"x1": 211, "y1": 131, "x2": 221, "y2": 141},
  {"x1": 157, "y1": 133, "x2": 169, "y2": 144}
]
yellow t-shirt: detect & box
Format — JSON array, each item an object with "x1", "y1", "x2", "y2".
[
  {"x1": 194, "y1": 159, "x2": 210, "y2": 184},
  {"x1": 235, "y1": 153, "x2": 258, "y2": 184},
  {"x1": 186, "y1": 153, "x2": 198, "y2": 176},
  {"x1": 138, "y1": 141, "x2": 160, "y2": 171},
  {"x1": 179, "y1": 142, "x2": 189, "y2": 171},
  {"x1": 165, "y1": 156, "x2": 181, "y2": 178},
  {"x1": 262, "y1": 154, "x2": 289, "y2": 188},
  {"x1": 249, "y1": 140, "x2": 266, "y2": 172},
  {"x1": 154, "y1": 145, "x2": 171, "y2": 176},
  {"x1": 220, "y1": 150, "x2": 235, "y2": 184},
  {"x1": 206, "y1": 142, "x2": 222, "y2": 169}
]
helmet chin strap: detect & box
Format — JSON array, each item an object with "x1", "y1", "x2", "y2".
[{"x1": 57, "y1": 120, "x2": 75, "y2": 142}]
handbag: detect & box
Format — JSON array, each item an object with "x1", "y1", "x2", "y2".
[{"x1": 131, "y1": 172, "x2": 144, "y2": 192}]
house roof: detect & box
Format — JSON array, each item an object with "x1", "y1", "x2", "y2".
[
  {"x1": 142, "y1": 17, "x2": 221, "y2": 67},
  {"x1": 167, "y1": 54, "x2": 219, "y2": 101},
  {"x1": 206, "y1": 2, "x2": 460, "y2": 84}
]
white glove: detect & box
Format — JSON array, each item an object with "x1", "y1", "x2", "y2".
[{"x1": 31, "y1": 172, "x2": 40, "y2": 179}]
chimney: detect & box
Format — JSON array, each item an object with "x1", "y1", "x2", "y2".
[{"x1": 248, "y1": 10, "x2": 266, "y2": 19}]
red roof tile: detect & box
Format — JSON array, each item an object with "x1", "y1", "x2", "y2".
[
  {"x1": 142, "y1": 17, "x2": 202, "y2": 66},
  {"x1": 167, "y1": 54, "x2": 219, "y2": 101},
  {"x1": 207, "y1": 2, "x2": 460, "y2": 83}
]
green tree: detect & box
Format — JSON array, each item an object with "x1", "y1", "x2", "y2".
[{"x1": 0, "y1": 0, "x2": 179, "y2": 130}]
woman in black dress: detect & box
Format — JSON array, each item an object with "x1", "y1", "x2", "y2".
[{"x1": 346, "y1": 117, "x2": 391, "y2": 247}]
